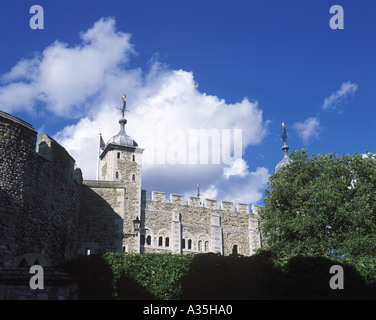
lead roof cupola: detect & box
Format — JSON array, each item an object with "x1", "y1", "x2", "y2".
[{"x1": 106, "y1": 94, "x2": 138, "y2": 148}]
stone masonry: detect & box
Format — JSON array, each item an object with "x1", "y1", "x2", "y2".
[
  {"x1": 0, "y1": 111, "x2": 82, "y2": 269},
  {"x1": 0, "y1": 107, "x2": 262, "y2": 269}
]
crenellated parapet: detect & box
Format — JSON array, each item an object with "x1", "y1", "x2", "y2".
[
  {"x1": 140, "y1": 190, "x2": 261, "y2": 256},
  {"x1": 147, "y1": 190, "x2": 256, "y2": 214}
]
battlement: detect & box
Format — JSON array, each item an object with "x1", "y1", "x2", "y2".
[
  {"x1": 0, "y1": 110, "x2": 37, "y2": 152},
  {"x1": 147, "y1": 190, "x2": 254, "y2": 214}
]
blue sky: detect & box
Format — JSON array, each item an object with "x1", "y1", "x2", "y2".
[{"x1": 0, "y1": 1, "x2": 375, "y2": 205}]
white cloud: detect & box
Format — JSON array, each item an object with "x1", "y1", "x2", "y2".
[
  {"x1": 223, "y1": 158, "x2": 249, "y2": 178},
  {"x1": 0, "y1": 17, "x2": 135, "y2": 117},
  {"x1": 293, "y1": 117, "x2": 320, "y2": 145},
  {"x1": 202, "y1": 167, "x2": 269, "y2": 205},
  {"x1": 322, "y1": 81, "x2": 358, "y2": 111},
  {"x1": 0, "y1": 17, "x2": 270, "y2": 205}
]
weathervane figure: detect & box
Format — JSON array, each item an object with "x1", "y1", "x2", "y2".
[
  {"x1": 280, "y1": 121, "x2": 288, "y2": 144},
  {"x1": 119, "y1": 94, "x2": 127, "y2": 118}
]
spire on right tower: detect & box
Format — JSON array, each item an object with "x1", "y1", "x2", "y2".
[{"x1": 275, "y1": 121, "x2": 292, "y2": 172}]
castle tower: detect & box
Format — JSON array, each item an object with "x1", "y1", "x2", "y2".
[{"x1": 100, "y1": 94, "x2": 144, "y2": 252}]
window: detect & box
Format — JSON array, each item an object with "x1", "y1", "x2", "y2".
[
  {"x1": 232, "y1": 245, "x2": 238, "y2": 255},
  {"x1": 132, "y1": 174, "x2": 136, "y2": 181},
  {"x1": 146, "y1": 235, "x2": 151, "y2": 245},
  {"x1": 115, "y1": 171, "x2": 119, "y2": 179},
  {"x1": 188, "y1": 239, "x2": 192, "y2": 250},
  {"x1": 204, "y1": 241, "x2": 209, "y2": 252},
  {"x1": 198, "y1": 240, "x2": 202, "y2": 251},
  {"x1": 117, "y1": 152, "x2": 120, "y2": 159},
  {"x1": 86, "y1": 248, "x2": 91, "y2": 256},
  {"x1": 158, "y1": 236, "x2": 163, "y2": 246},
  {"x1": 132, "y1": 154, "x2": 135, "y2": 161},
  {"x1": 165, "y1": 237, "x2": 170, "y2": 247}
]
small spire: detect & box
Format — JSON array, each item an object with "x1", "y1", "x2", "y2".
[{"x1": 275, "y1": 121, "x2": 292, "y2": 172}]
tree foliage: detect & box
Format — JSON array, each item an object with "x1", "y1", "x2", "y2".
[{"x1": 258, "y1": 149, "x2": 376, "y2": 260}]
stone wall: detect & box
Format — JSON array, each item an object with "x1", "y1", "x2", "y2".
[
  {"x1": 77, "y1": 181, "x2": 125, "y2": 255},
  {"x1": 0, "y1": 111, "x2": 82, "y2": 268},
  {"x1": 0, "y1": 268, "x2": 78, "y2": 300},
  {"x1": 77, "y1": 185, "x2": 261, "y2": 256},
  {"x1": 140, "y1": 191, "x2": 261, "y2": 256}
]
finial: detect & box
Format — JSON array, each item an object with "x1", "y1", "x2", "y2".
[
  {"x1": 120, "y1": 94, "x2": 127, "y2": 118},
  {"x1": 279, "y1": 121, "x2": 288, "y2": 144},
  {"x1": 196, "y1": 183, "x2": 200, "y2": 198},
  {"x1": 275, "y1": 121, "x2": 292, "y2": 172}
]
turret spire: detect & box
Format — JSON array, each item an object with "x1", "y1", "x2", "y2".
[
  {"x1": 275, "y1": 121, "x2": 292, "y2": 172},
  {"x1": 105, "y1": 93, "x2": 138, "y2": 147}
]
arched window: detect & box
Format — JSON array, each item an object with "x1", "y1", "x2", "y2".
[
  {"x1": 165, "y1": 237, "x2": 170, "y2": 247},
  {"x1": 158, "y1": 236, "x2": 163, "y2": 246},
  {"x1": 198, "y1": 240, "x2": 202, "y2": 251},
  {"x1": 146, "y1": 235, "x2": 151, "y2": 245},
  {"x1": 232, "y1": 244, "x2": 238, "y2": 255},
  {"x1": 188, "y1": 239, "x2": 192, "y2": 250},
  {"x1": 204, "y1": 241, "x2": 209, "y2": 251}
]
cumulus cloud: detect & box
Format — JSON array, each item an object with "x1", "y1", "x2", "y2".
[
  {"x1": 0, "y1": 17, "x2": 270, "y2": 204},
  {"x1": 322, "y1": 81, "x2": 358, "y2": 111},
  {"x1": 293, "y1": 117, "x2": 320, "y2": 145},
  {"x1": 0, "y1": 17, "x2": 135, "y2": 117}
]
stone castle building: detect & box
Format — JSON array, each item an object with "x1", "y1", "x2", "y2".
[{"x1": 0, "y1": 95, "x2": 287, "y2": 269}]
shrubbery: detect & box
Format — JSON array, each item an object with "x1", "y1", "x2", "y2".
[{"x1": 60, "y1": 251, "x2": 376, "y2": 300}]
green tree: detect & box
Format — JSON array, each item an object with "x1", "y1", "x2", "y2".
[{"x1": 259, "y1": 149, "x2": 376, "y2": 260}]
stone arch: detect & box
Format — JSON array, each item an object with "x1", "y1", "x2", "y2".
[
  {"x1": 182, "y1": 231, "x2": 195, "y2": 250},
  {"x1": 156, "y1": 228, "x2": 170, "y2": 248},
  {"x1": 229, "y1": 242, "x2": 241, "y2": 255},
  {"x1": 156, "y1": 228, "x2": 170, "y2": 238},
  {"x1": 13, "y1": 252, "x2": 50, "y2": 268},
  {"x1": 196, "y1": 233, "x2": 210, "y2": 252},
  {"x1": 141, "y1": 226, "x2": 154, "y2": 246}
]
